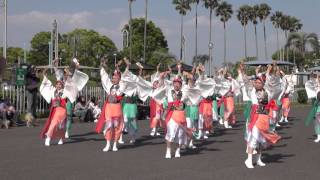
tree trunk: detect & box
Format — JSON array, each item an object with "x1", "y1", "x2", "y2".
[
  {"x1": 195, "y1": 3, "x2": 198, "y2": 59},
  {"x1": 224, "y1": 22, "x2": 226, "y2": 65},
  {"x1": 263, "y1": 20, "x2": 268, "y2": 60},
  {"x1": 244, "y1": 25, "x2": 247, "y2": 59},
  {"x1": 129, "y1": 1, "x2": 133, "y2": 61},
  {"x1": 143, "y1": 0, "x2": 148, "y2": 63},
  {"x1": 180, "y1": 14, "x2": 184, "y2": 61},
  {"x1": 285, "y1": 31, "x2": 288, "y2": 61},
  {"x1": 254, "y1": 24, "x2": 259, "y2": 60},
  {"x1": 276, "y1": 27, "x2": 280, "y2": 60}
]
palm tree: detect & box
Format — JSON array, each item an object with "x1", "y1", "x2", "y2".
[
  {"x1": 270, "y1": 11, "x2": 283, "y2": 60},
  {"x1": 286, "y1": 32, "x2": 319, "y2": 58},
  {"x1": 216, "y1": 1, "x2": 233, "y2": 64},
  {"x1": 128, "y1": 0, "x2": 135, "y2": 61},
  {"x1": 237, "y1": 5, "x2": 251, "y2": 59},
  {"x1": 287, "y1": 17, "x2": 302, "y2": 63},
  {"x1": 191, "y1": 0, "x2": 200, "y2": 58},
  {"x1": 288, "y1": 16, "x2": 302, "y2": 33},
  {"x1": 249, "y1": 5, "x2": 260, "y2": 60},
  {"x1": 258, "y1": 3, "x2": 271, "y2": 60},
  {"x1": 172, "y1": 0, "x2": 192, "y2": 61},
  {"x1": 202, "y1": 0, "x2": 220, "y2": 75}
]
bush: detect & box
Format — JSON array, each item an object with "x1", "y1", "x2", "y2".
[{"x1": 297, "y1": 90, "x2": 308, "y2": 104}]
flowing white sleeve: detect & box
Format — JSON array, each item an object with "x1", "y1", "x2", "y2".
[
  {"x1": 136, "y1": 76, "x2": 153, "y2": 102},
  {"x1": 265, "y1": 75, "x2": 283, "y2": 100},
  {"x1": 63, "y1": 78, "x2": 79, "y2": 103},
  {"x1": 232, "y1": 79, "x2": 241, "y2": 97},
  {"x1": 54, "y1": 67, "x2": 64, "y2": 81},
  {"x1": 100, "y1": 68, "x2": 111, "y2": 93},
  {"x1": 72, "y1": 70, "x2": 89, "y2": 91},
  {"x1": 305, "y1": 80, "x2": 317, "y2": 99},
  {"x1": 183, "y1": 86, "x2": 202, "y2": 105},
  {"x1": 39, "y1": 76, "x2": 55, "y2": 104},
  {"x1": 152, "y1": 84, "x2": 168, "y2": 103},
  {"x1": 120, "y1": 69, "x2": 139, "y2": 97},
  {"x1": 197, "y1": 77, "x2": 216, "y2": 98}
]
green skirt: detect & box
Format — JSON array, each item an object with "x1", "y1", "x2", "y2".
[
  {"x1": 123, "y1": 103, "x2": 138, "y2": 119},
  {"x1": 185, "y1": 105, "x2": 199, "y2": 121}
]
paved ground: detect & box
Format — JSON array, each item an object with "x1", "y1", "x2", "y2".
[{"x1": 0, "y1": 106, "x2": 319, "y2": 180}]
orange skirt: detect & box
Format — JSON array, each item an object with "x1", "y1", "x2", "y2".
[
  {"x1": 255, "y1": 114, "x2": 281, "y2": 144},
  {"x1": 200, "y1": 102, "x2": 213, "y2": 116},
  {"x1": 225, "y1": 97, "x2": 235, "y2": 113},
  {"x1": 105, "y1": 103, "x2": 122, "y2": 120},
  {"x1": 171, "y1": 110, "x2": 186, "y2": 125}
]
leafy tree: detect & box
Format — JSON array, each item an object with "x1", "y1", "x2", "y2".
[
  {"x1": 28, "y1": 31, "x2": 51, "y2": 65},
  {"x1": 0, "y1": 47, "x2": 24, "y2": 64},
  {"x1": 122, "y1": 18, "x2": 169, "y2": 65}
]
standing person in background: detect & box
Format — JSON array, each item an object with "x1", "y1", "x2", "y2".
[{"x1": 25, "y1": 65, "x2": 40, "y2": 127}]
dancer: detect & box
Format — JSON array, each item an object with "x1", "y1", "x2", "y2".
[
  {"x1": 149, "y1": 64, "x2": 169, "y2": 137},
  {"x1": 305, "y1": 73, "x2": 320, "y2": 143},
  {"x1": 40, "y1": 59, "x2": 88, "y2": 146},
  {"x1": 95, "y1": 58, "x2": 149, "y2": 152},
  {"x1": 216, "y1": 68, "x2": 240, "y2": 129},
  {"x1": 243, "y1": 68, "x2": 281, "y2": 168},
  {"x1": 196, "y1": 64, "x2": 216, "y2": 139},
  {"x1": 152, "y1": 63, "x2": 190, "y2": 158},
  {"x1": 279, "y1": 71, "x2": 297, "y2": 123}
]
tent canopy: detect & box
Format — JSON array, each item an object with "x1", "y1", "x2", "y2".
[
  {"x1": 244, "y1": 60, "x2": 295, "y2": 66},
  {"x1": 170, "y1": 63, "x2": 193, "y2": 72}
]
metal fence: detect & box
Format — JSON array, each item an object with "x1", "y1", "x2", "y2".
[
  {"x1": 0, "y1": 85, "x2": 300, "y2": 114},
  {"x1": 1, "y1": 85, "x2": 106, "y2": 114}
]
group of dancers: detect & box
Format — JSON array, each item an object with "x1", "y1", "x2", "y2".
[{"x1": 39, "y1": 57, "x2": 309, "y2": 169}]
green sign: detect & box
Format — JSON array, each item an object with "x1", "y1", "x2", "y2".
[{"x1": 16, "y1": 68, "x2": 27, "y2": 86}]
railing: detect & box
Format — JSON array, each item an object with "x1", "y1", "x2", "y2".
[
  {"x1": 0, "y1": 85, "x2": 300, "y2": 114},
  {"x1": 1, "y1": 85, "x2": 106, "y2": 114}
]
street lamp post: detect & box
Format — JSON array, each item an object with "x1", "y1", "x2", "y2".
[
  {"x1": 1, "y1": 0, "x2": 7, "y2": 59},
  {"x1": 208, "y1": 42, "x2": 214, "y2": 76}
]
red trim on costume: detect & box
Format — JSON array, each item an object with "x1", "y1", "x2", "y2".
[{"x1": 40, "y1": 98, "x2": 67, "y2": 139}]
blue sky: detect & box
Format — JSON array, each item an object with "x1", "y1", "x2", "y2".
[{"x1": 0, "y1": 0, "x2": 319, "y2": 66}]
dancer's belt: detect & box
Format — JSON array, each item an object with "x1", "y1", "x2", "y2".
[{"x1": 123, "y1": 96, "x2": 138, "y2": 104}]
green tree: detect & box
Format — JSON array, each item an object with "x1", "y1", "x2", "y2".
[
  {"x1": 216, "y1": 1, "x2": 233, "y2": 64},
  {"x1": 28, "y1": 31, "x2": 51, "y2": 65},
  {"x1": 173, "y1": 0, "x2": 192, "y2": 61},
  {"x1": 65, "y1": 29, "x2": 117, "y2": 67},
  {"x1": 286, "y1": 32, "x2": 319, "y2": 57},
  {"x1": 0, "y1": 47, "x2": 24, "y2": 64},
  {"x1": 122, "y1": 18, "x2": 169, "y2": 65},
  {"x1": 237, "y1": 5, "x2": 251, "y2": 59},
  {"x1": 28, "y1": 29, "x2": 117, "y2": 67},
  {"x1": 149, "y1": 48, "x2": 176, "y2": 67},
  {"x1": 258, "y1": 3, "x2": 271, "y2": 60}
]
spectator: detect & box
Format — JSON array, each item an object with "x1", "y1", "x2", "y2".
[
  {"x1": 0, "y1": 98, "x2": 21, "y2": 129},
  {"x1": 87, "y1": 97, "x2": 101, "y2": 123},
  {"x1": 74, "y1": 96, "x2": 94, "y2": 122},
  {"x1": 25, "y1": 65, "x2": 40, "y2": 123}
]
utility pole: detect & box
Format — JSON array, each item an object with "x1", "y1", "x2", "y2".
[{"x1": 143, "y1": 0, "x2": 148, "y2": 63}]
